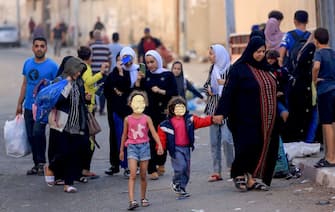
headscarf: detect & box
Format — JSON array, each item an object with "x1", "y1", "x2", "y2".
[
  {"x1": 145, "y1": 50, "x2": 167, "y2": 74},
  {"x1": 57, "y1": 56, "x2": 74, "y2": 77},
  {"x1": 120, "y1": 46, "x2": 139, "y2": 87},
  {"x1": 171, "y1": 61, "x2": 186, "y2": 98},
  {"x1": 264, "y1": 17, "x2": 284, "y2": 51},
  {"x1": 235, "y1": 36, "x2": 269, "y2": 71},
  {"x1": 210, "y1": 44, "x2": 230, "y2": 95}
]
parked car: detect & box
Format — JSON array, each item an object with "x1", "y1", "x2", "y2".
[{"x1": 0, "y1": 25, "x2": 20, "y2": 47}]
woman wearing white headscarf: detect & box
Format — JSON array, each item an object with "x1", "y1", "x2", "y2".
[
  {"x1": 136, "y1": 50, "x2": 178, "y2": 180},
  {"x1": 104, "y1": 46, "x2": 139, "y2": 177},
  {"x1": 203, "y1": 44, "x2": 234, "y2": 182}
]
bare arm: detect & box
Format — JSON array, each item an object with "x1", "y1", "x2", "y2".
[
  {"x1": 312, "y1": 61, "x2": 321, "y2": 85},
  {"x1": 147, "y1": 116, "x2": 163, "y2": 155},
  {"x1": 119, "y1": 117, "x2": 129, "y2": 161},
  {"x1": 16, "y1": 76, "x2": 27, "y2": 115}
]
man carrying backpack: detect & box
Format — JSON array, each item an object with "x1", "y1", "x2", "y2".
[
  {"x1": 278, "y1": 10, "x2": 318, "y2": 143},
  {"x1": 278, "y1": 10, "x2": 311, "y2": 70}
]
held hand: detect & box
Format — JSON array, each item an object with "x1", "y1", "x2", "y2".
[
  {"x1": 85, "y1": 93, "x2": 92, "y2": 101},
  {"x1": 157, "y1": 145, "x2": 164, "y2": 155},
  {"x1": 119, "y1": 151, "x2": 124, "y2": 161},
  {"x1": 152, "y1": 86, "x2": 162, "y2": 94},
  {"x1": 213, "y1": 115, "x2": 224, "y2": 124}
]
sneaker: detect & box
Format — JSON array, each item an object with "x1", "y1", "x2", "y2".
[
  {"x1": 123, "y1": 169, "x2": 130, "y2": 178},
  {"x1": 26, "y1": 166, "x2": 38, "y2": 175},
  {"x1": 105, "y1": 166, "x2": 120, "y2": 176},
  {"x1": 170, "y1": 182, "x2": 182, "y2": 194},
  {"x1": 180, "y1": 188, "x2": 191, "y2": 198}
]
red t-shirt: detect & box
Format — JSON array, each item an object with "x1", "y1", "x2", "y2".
[{"x1": 171, "y1": 116, "x2": 190, "y2": 147}]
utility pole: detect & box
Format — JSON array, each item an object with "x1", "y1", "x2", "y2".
[
  {"x1": 224, "y1": 0, "x2": 235, "y2": 52},
  {"x1": 178, "y1": 0, "x2": 187, "y2": 56},
  {"x1": 16, "y1": 0, "x2": 21, "y2": 42}
]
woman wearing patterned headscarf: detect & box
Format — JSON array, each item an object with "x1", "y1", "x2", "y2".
[{"x1": 214, "y1": 36, "x2": 280, "y2": 191}]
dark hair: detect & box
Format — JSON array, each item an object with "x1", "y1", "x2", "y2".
[
  {"x1": 112, "y1": 32, "x2": 119, "y2": 42},
  {"x1": 33, "y1": 37, "x2": 47, "y2": 45},
  {"x1": 266, "y1": 50, "x2": 280, "y2": 59},
  {"x1": 167, "y1": 96, "x2": 187, "y2": 116},
  {"x1": 127, "y1": 90, "x2": 149, "y2": 107},
  {"x1": 77, "y1": 46, "x2": 91, "y2": 61},
  {"x1": 294, "y1": 10, "x2": 308, "y2": 24},
  {"x1": 314, "y1": 27, "x2": 329, "y2": 45},
  {"x1": 268, "y1": 10, "x2": 284, "y2": 21}
]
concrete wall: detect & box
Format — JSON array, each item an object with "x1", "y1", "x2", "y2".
[{"x1": 5, "y1": 0, "x2": 318, "y2": 58}]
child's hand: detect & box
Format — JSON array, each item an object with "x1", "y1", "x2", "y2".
[
  {"x1": 119, "y1": 151, "x2": 124, "y2": 161},
  {"x1": 213, "y1": 115, "x2": 223, "y2": 124},
  {"x1": 157, "y1": 145, "x2": 164, "y2": 155}
]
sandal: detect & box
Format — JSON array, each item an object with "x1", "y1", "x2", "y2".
[
  {"x1": 247, "y1": 182, "x2": 269, "y2": 191},
  {"x1": 64, "y1": 186, "x2": 77, "y2": 193},
  {"x1": 77, "y1": 176, "x2": 88, "y2": 183},
  {"x1": 127, "y1": 200, "x2": 139, "y2": 210},
  {"x1": 141, "y1": 198, "x2": 150, "y2": 207},
  {"x1": 233, "y1": 177, "x2": 247, "y2": 192},
  {"x1": 54, "y1": 179, "x2": 65, "y2": 185},
  {"x1": 83, "y1": 171, "x2": 100, "y2": 180},
  {"x1": 314, "y1": 158, "x2": 335, "y2": 168},
  {"x1": 208, "y1": 174, "x2": 223, "y2": 182}
]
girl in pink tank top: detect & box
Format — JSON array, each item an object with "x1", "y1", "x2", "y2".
[{"x1": 119, "y1": 90, "x2": 163, "y2": 210}]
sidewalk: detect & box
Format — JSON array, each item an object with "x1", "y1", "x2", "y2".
[{"x1": 294, "y1": 153, "x2": 335, "y2": 189}]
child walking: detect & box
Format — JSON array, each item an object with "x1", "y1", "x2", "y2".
[
  {"x1": 158, "y1": 96, "x2": 212, "y2": 198},
  {"x1": 312, "y1": 27, "x2": 335, "y2": 167},
  {"x1": 119, "y1": 90, "x2": 164, "y2": 210}
]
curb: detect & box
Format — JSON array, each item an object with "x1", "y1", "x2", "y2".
[{"x1": 294, "y1": 156, "x2": 335, "y2": 188}]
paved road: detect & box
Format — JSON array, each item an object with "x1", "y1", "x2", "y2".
[{"x1": 0, "y1": 47, "x2": 333, "y2": 212}]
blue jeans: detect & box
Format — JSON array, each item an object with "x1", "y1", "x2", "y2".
[
  {"x1": 24, "y1": 109, "x2": 46, "y2": 166},
  {"x1": 114, "y1": 113, "x2": 127, "y2": 169},
  {"x1": 171, "y1": 146, "x2": 190, "y2": 190}
]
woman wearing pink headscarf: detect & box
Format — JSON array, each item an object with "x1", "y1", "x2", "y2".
[{"x1": 265, "y1": 10, "x2": 284, "y2": 51}]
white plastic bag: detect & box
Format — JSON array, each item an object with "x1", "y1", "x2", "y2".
[
  {"x1": 283, "y1": 141, "x2": 320, "y2": 161},
  {"x1": 4, "y1": 115, "x2": 31, "y2": 158}
]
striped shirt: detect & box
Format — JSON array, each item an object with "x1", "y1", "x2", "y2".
[{"x1": 90, "y1": 40, "x2": 111, "y2": 73}]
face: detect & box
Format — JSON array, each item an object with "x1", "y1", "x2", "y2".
[
  {"x1": 267, "y1": 57, "x2": 276, "y2": 65},
  {"x1": 145, "y1": 55, "x2": 158, "y2": 72},
  {"x1": 32, "y1": 40, "x2": 47, "y2": 59},
  {"x1": 172, "y1": 63, "x2": 182, "y2": 76},
  {"x1": 130, "y1": 95, "x2": 146, "y2": 114},
  {"x1": 208, "y1": 48, "x2": 216, "y2": 64},
  {"x1": 253, "y1": 46, "x2": 266, "y2": 62},
  {"x1": 174, "y1": 104, "x2": 186, "y2": 116}
]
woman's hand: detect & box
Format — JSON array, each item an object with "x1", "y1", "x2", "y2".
[
  {"x1": 152, "y1": 86, "x2": 165, "y2": 94},
  {"x1": 213, "y1": 115, "x2": 224, "y2": 124}
]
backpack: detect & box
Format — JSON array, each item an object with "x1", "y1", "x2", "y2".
[{"x1": 287, "y1": 30, "x2": 310, "y2": 75}]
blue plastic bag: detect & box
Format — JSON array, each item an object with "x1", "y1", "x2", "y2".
[{"x1": 35, "y1": 79, "x2": 68, "y2": 123}]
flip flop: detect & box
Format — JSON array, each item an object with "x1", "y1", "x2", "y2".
[
  {"x1": 314, "y1": 158, "x2": 335, "y2": 168},
  {"x1": 208, "y1": 174, "x2": 223, "y2": 182}
]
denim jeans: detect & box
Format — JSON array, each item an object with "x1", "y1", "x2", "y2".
[
  {"x1": 24, "y1": 109, "x2": 46, "y2": 165},
  {"x1": 171, "y1": 146, "x2": 190, "y2": 190},
  {"x1": 210, "y1": 123, "x2": 235, "y2": 174}
]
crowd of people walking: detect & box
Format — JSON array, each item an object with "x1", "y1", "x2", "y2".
[{"x1": 15, "y1": 9, "x2": 334, "y2": 210}]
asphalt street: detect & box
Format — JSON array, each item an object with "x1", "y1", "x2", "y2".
[{"x1": 0, "y1": 46, "x2": 334, "y2": 212}]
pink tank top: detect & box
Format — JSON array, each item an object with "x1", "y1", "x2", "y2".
[{"x1": 126, "y1": 114, "x2": 150, "y2": 146}]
